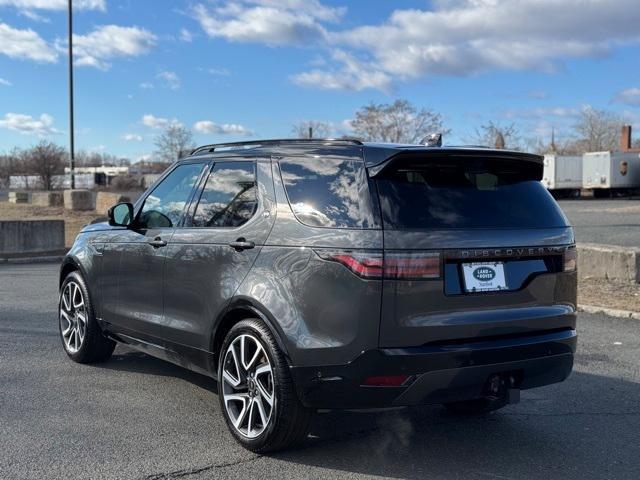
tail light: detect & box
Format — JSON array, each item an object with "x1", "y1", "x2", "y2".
[
  {"x1": 563, "y1": 247, "x2": 577, "y2": 272},
  {"x1": 315, "y1": 250, "x2": 441, "y2": 280}
]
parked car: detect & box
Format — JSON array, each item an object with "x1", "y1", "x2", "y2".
[{"x1": 58, "y1": 139, "x2": 577, "y2": 452}]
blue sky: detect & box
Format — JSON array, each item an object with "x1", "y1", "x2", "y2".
[{"x1": 1, "y1": 0, "x2": 639, "y2": 161}]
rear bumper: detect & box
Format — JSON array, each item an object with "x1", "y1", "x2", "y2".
[{"x1": 290, "y1": 328, "x2": 576, "y2": 409}]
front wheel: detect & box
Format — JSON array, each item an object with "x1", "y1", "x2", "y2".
[
  {"x1": 59, "y1": 271, "x2": 115, "y2": 363},
  {"x1": 218, "y1": 319, "x2": 311, "y2": 453}
]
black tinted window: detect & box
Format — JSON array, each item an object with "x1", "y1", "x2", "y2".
[
  {"x1": 280, "y1": 158, "x2": 378, "y2": 229},
  {"x1": 376, "y1": 158, "x2": 567, "y2": 229},
  {"x1": 139, "y1": 163, "x2": 205, "y2": 228},
  {"x1": 192, "y1": 162, "x2": 257, "y2": 228}
]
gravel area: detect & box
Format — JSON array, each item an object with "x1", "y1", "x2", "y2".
[{"x1": 579, "y1": 278, "x2": 640, "y2": 312}]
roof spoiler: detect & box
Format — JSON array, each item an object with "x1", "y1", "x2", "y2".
[{"x1": 366, "y1": 148, "x2": 544, "y2": 177}]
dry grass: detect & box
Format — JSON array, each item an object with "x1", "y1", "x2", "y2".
[
  {"x1": 0, "y1": 201, "x2": 102, "y2": 247},
  {"x1": 579, "y1": 277, "x2": 640, "y2": 313}
]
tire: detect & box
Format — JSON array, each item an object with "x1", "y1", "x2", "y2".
[
  {"x1": 443, "y1": 397, "x2": 508, "y2": 415},
  {"x1": 218, "y1": 318, "x2": 311, "y2": 453},
  {"x1": 58, "y1": 271, "x2": 116, "y2": 364}
]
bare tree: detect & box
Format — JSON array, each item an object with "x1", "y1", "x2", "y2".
[
  {"x1": 291, "y1": 120, "x2": 333, "y2": 139},
  {"x1": 573, "y1": 107, "x2": 624, "y2": 152},
  {"x1": 471, "y1": 121, "x2": 522, "y2": 150},
  {"x1": 154, "y1": 125, "x2": 195, "y2": 163},
  {"x1": 25, "y1": 141, "x2": 67, "y2": 190},
  {"x1": 350, "y1": 100, "x2": 448, "y2": 144}
]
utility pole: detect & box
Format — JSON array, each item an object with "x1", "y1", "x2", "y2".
[{"x1": 68, "y1": 0, "x2": 75, "y2": 189}]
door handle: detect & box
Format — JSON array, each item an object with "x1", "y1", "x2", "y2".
[
  {"x1": 148, "y1": 236, "x2": 167, "y2": 248},
  {"x1": 229, "y1": 238, "x2": 255, "y2": 251}
]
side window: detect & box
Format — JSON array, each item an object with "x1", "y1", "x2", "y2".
[
  {"x1": 191, "y1": 161, "x2": 257, "y2": 228},
  {"x1": 279, "y1": 158, "x2": 378, "y2": 229},
  {"x1": 138, "y1": 163, "x2": 205, "y2": 229}
]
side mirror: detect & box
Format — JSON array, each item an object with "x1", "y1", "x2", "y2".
[{"x1": 108, "y1": 202, "x2": 134, "y2": 227}]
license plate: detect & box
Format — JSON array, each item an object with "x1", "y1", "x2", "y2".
[{"x1": 462, "y1": 262, "x2": 507, "y2": 292}]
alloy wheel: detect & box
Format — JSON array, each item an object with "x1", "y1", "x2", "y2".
[
  {"x1": 59, "y1": 281, "x2": 87, "y2": 354},
  {"x1": 221, "y1": 334, "x2": 275, "y2": 438}
]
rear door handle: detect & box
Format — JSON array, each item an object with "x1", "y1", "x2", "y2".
[
  {"x1": 229, "y1": 238, "x2": 255, "y2": 251},
  {"x1": 148, "y1": 237, "x2": 167, "y2": 248}
]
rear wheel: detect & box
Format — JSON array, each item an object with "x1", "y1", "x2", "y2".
[
  {"x1": 218, "y1": 319, "x2": 311, "y2": 453},
  {"x1": 443, "y1": 397, "x2": 508, "y2": 415},
  {"x1": 58, "y1": 271, "x2": 115, "y2": 363}
]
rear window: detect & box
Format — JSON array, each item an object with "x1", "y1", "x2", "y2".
[
  {"x1": 376, "y1": 157, "x2": 568, "y2": 229},
  {"x1": 280, "y1": 158, "x2": 379, "y2": 229}
]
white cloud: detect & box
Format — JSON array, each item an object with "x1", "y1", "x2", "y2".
[
  {"x1": 57, "y1": 25, "x2": 157, "y2": 70},
  {"x1": 122, "y1": 133, "x2": 143, "y2": 141},
  {"x1": 142, "y1": 114, "x2": 181, "y2": 130},
  {"x1": 207, "y1": 68, "x2": 230, "y2": 76},
  {"x1": 192, "y1": 0, "x2": 344, "y2": 46},
  {"x1": 193, "y1": 120, "x2": 253, "y2": 136},
  {"x1": 0, "y1": 112, "x2": 60, "y2": 136},
  {"x1": 157, "y1": 71, "x2": 180, "y2": 90},
  {"x1": 179, "y1": 28, "x2": 193, "y2": 42},
  {"x1": 331, "y1": 0, "x2": 640, "y2": 85},
  {"x1": 19, "y1": 10, "x2": 50, "y2": 22},
  {"x1": 0, "y1": 22, "x2": 57, "y2": 62},
  {"x1": 0, "y1": 77, "x2": 11, "y2": 86},
  {"x1": 615, "y1": 87, "x2": 640, "y2": 107},
  {"x1": 139, "y1": 81, "x2": 154, "y2": 89},
  {"x1": 292, "y1": 50, "x2": 391, "y2": 92},
  {"x1": 0, "y1": 0, "x2": 105, "y2": 10}
]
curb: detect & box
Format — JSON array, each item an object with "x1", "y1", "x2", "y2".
[
  {"x1": 0, "y1": 255, "x2": 64, "y2": 264},
  {"x1": 578, "y1": 304, "x2": 640, "y2": 320}
]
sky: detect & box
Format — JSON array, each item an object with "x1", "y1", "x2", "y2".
[{"x1": 0, "y1": 0, "x2": 639, "y2": 162}]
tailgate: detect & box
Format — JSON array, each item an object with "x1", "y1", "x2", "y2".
[{"x1": 374, "y1": 152, "x2": 577, "y2": 348}]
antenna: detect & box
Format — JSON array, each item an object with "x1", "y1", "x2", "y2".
[{"x1": 422, "y1": 132, "x2": 442, "y2": 147}]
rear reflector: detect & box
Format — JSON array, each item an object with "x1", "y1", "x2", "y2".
[
  {"x1": 362, "y1": 375, "x2": 409, "y2": 387},
  {"x1": 563, "y1": 248, "x2": 577, "y2": 272},
  {"x1": 315, "y1": 250, "x2": 441, "y2": 280}
]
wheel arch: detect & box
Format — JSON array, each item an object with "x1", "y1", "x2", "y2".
[
  {"x1": 210, "y1": 297, "x2": 291, "y2": 372},
  {"x1": 59, "y1": 256, "x2": 87, "y2": 289}
]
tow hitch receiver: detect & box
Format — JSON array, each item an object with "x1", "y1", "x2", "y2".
[{"x1": 487, "y1": 373, "x2": 521, "y2": 405}]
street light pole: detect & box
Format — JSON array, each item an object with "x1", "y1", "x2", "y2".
[{"x1": 68, "y1": 0, "x2": 75, "y2": 189}]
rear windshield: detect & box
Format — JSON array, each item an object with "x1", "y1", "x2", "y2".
[{"x1": 375, "y1": 157, "x2": 568, "y2": 229}]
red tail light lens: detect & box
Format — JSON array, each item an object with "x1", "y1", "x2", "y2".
[
  {"x1": 384, "y1": 252, "x2": 441, "y2": 279},
  {"x1": 315, "y1": 250, "x2": 441, "y2": 280},
  {"x1": 315, "y1": 250, "x2": 383, "y2": 279},
  {"x1": 563, "y1": 247, "x2": 577, "y2": 272}
]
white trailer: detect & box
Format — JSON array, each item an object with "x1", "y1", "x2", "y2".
[
  {"x1": 542, "y1": 154, "x2": 582, "y2": 194},
  {"x1": 583, "y1": 151, "x2": 640, "y2": 194}
]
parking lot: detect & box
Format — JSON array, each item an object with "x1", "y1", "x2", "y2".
[
  {"x1": 1, "y1": 262, "x2": 639, "y2": 479},
  {"x1": 558, "y1": 198, "x2": 640, "y2": 247}
]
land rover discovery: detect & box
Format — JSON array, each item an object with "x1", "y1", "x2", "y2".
[{"x1": 58, "y1": 139, "x2": 577, "y2": 452}]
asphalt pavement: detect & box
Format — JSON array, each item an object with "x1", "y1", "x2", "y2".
[
  {"x1": 1, "y1": 262, "x2": 640, "y2": 480},
  {"x1": 558, "y1": 198, "x2": 640, "y2": 247}
]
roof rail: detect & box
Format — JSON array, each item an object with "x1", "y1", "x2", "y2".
[{"x1": 190, "y1": 138, "x2": 363, "y2": 156}]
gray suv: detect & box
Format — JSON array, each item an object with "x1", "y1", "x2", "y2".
[{"x1": 58, "y1": 139, "x2": 577, "y2": 452}]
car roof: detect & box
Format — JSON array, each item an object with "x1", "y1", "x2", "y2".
[{"x1": 187, "y1": 138, "x2": 543, "y2": 168}]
